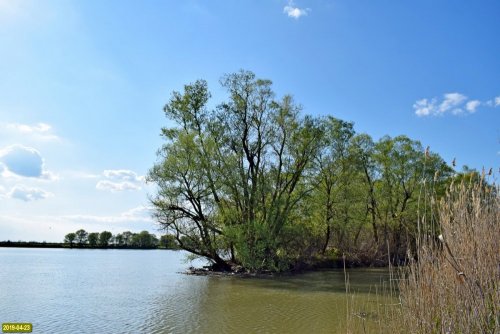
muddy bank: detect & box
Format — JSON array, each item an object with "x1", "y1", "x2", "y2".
[{"x1": 184, "y1": 256, "x2": 390, "y2": 278}]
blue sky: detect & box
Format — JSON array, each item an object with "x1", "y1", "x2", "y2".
[{"x1": 1, "y1": 0, "x2": 499, "y2": 242}]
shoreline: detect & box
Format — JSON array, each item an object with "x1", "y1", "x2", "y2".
[
  {"x1": 0, "y1": 241, "x2": 177, "y2": 250},
  {"x1": 2, "y1": 241, "x2": 393, "y2": 276},
  {"x1": 184, "y1": 259, "x2": 392, "y2": 278}
]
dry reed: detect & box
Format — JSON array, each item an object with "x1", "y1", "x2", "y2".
[
  {"x1": 345, "y1": 174, "x2": 499, "y2": 333},
  {"x1": 393, "y1": 176, "x2": 500, "y2": 333}
]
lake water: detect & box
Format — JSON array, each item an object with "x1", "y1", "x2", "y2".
[{"x1": 0, "y1": 248, "x2": 394, "y2": 333}]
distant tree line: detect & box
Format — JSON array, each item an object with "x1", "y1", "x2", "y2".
[
  {"x1": 148, "y1": 70, "x2": 490, "y2": 273},
  {"x1": 63, "y1": 229, "x2": 179, "y2": 249},
  {"x1": 0, "y1": 240, "x2": 64, "y2": 248}
]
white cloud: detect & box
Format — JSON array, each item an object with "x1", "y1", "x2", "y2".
[
  {"x1": 414, "y1": 93, "x2": 498, "y2": 117},
  {"x1": 7, "y1": 185, "x2": 53, "y2": 202},
  {"x1": 66, "y1": 171, "x2": 100, "y2": 179},
  {"x1": 63, "y1": 206, "x2": 153, "y2": 224},
  {"x1": 7, "y1": 122, "x2": 51, "y2": 133},
  {"x1": 439, "y1": 93, "x2": 467, "y2": 114},
  {"x1": 122, "y1": 205, "x2": 154, "y2": 219},
  {"x1": 61, "y1": 214, "x2": 135, "y2": 224},
  {"x1": 413, "y1": 98, "x2": 437, "y2": 117},
  {"x1": 96, "y1": 180, "x2": 141, "y2": 192},
  {"x1": 465, "y1": 100, "x2": 480, "y2": 113},
  {"x1": 0, "y1": 144, "x2": 56, "y2": 179},
  {"x1": 0, "y1": 122, "x2": 60, "y2": 141},
  {"x1": 284, "y1": 1, "x2": 309, "y2": 19},
  {"x1": 103, "y1": 169, "x2": 144, "y2": 182},
  {"x1": 96, "y1": 169, "x2": 145, "y2": 192}
]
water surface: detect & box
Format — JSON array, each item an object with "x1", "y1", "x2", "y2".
[{"x1": 0, "y1": 248, "x2": 393, "y2": 333}]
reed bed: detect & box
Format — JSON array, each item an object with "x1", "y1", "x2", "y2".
[
  {"x1": 394, "y1": 177, "x2": 499, "y2": 333},
  {"x1": 346, "y1": 175, "x2": 499, "y2": 333}
]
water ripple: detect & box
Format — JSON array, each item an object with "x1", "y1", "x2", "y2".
[{"x1": 0, "y1": 248, "x2": 391, "y2": 334}]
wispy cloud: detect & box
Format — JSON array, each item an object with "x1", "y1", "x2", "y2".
[
  {"x1": 465, "y1": 100, "x2": 480, "y2": 113},
  {"x1": 439, "y1": 93, "x2": 467, "y2": 114},
  {"x1": 63, "y1": 206, "x2": 153, "y2": 224},
  {"x1": 414, "y1": 93, "x2": 499, "y2": 117},
  {"x1": 96, "y1": 169, "x2": 145, "y2": 192},
  {"x1": 413, "y1": 98, "x2": 437, "y2": 117},
  {"x1": 122, "y1": 205, "x2": 154, "y2": 219},
  {"x1": 6, "y1": 185, "x2": 53, "y2": 202},
  {"x1": 283, "y1": 1, "x2": 310, "y2": 19},
  {"x1": 7, "y1": 122, "x2": 51, "y2": 133},
  {"x1": 96, "y1": 180, "x2": 141, "y2": 192},
  {"x1": 0, "y1": 122, "x2": 60, "y2": 141},
  {"x1": 103, "y1": 169, "x2": 145, "y2": 182},
  {"x1": 66, "y1": 171, "x2": 100, "y2": 179}
]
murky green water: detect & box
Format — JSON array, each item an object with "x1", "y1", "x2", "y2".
[{"x1": 0, "y1": 248, "x2": 395, "y2": 333}]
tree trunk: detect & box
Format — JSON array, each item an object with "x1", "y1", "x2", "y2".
[{"x1": 322, "y1": 225, "x2": 331, "y2": 254}]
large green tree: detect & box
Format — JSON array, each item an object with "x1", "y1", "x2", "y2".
[
  {"x1": 64, "y1": 233, "x2": 76, "y2": 247},
  {"x1": 114, "y1": 233, "x2": 124, "y2": 246},
  {"x1": 122, "y1": 231, "x2": 133, "y2": 246},
  {"x1": 149, "y1": 71, "x2": 324, "y2": 271},
  {"x1": 88, "y1": 232, "x2": 99, "y2": 247},
  {"x1": 98, "y1": 231, "x2": 113, "y2": 247},
  {"x1": 130, "y1": 231, "x2": 158, "y2": 248},
  {"x1": 371, "y1": 136, "x2": 452, "y2": 259},
  {"x1": 149, "y1": 70, "x2": 455, "y2": 271},
  {"x1": 75, "y1": 229, "x2": 88, "y2": 246},
  {"x1": 312, "y1": 116, "x2": 356, "y2": 254}
]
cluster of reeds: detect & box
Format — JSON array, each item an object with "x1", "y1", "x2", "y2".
[
  {"x1": 345, "y1": 172, "x2": 499, "y2": 333},
  {"x1": 393, "y1": 174, "x2": 499, "y2": 333}
]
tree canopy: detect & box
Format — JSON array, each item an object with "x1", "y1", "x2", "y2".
[
  {"x1": 62, "y1": 229, "x2": 165, "y2": 249},
  {"x1": 149, "y1": 70, "x2": 456, "y2": 272}
]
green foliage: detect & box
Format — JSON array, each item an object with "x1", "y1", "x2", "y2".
[
  {"x1": 75, "y1": 229, "x2": 88, "y2": 245},
  {"x1": 121, "y1": 231, "x2": 133, "y2": 246},
  {"x1": 114, "y1": 233, "x2": 124, "y2": 246},
  {"x1": 98, "y1": 231, "x2": 112, "y2": 247},
  {"x1": 63, "y1": 230, "x2": 162, "y2": 249},
  {"x1": 64, "y1": 233, "x2": 76, "y2": 246},
  {"x1": 224, "y1": 222, "x2": 286, "y2": 272},
  {"x1": 160, "y1": 234, "x2": 179, "y2": 249},
  {"x1": 149, "y1": 70, "x2": 456, "y2": 272},
  {"x1": 130, "y1": 231, "x2": 158, "y2": 248},
  {"x1": 87, "y1": 232, "x2": 99, "y2": 247}
]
